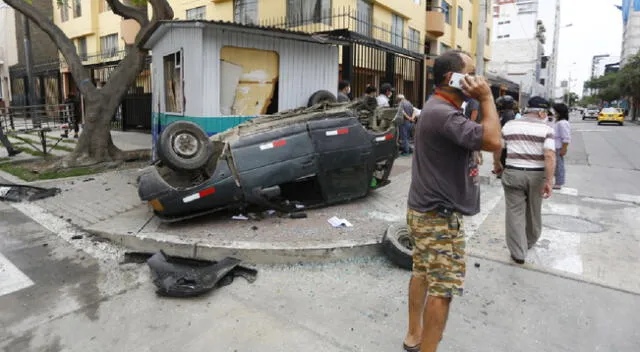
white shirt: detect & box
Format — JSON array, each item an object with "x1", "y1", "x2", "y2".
[
  {"x1": 502, "y1": 116, "x2": 555, "y2": 168},
  {"x1": 376, "y1": 94, "x2": 390, "y2": 107}
]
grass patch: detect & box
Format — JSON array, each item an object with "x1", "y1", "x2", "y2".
[
  {"x1": 10, "y1": 135, "x2": 75, "y2": 154},
  {"x1": 0, "y1": 157, "x2": 149, "y2": 182},
  {"x1": 0, "y1": 162, "x2": 95, "y2": 182}
]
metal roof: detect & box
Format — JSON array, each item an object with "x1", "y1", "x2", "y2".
[{"x1": 142, "y1": 20, "x2": 350, "y2": 50}]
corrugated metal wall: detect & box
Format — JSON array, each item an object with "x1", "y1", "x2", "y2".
[{"x1": 151, "y1": 25, "x2": 339, "y2": 117}]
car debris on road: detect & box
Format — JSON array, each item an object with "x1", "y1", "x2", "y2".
[
  {"x1": 146, "y1": 251, "x2": 258, "y2": 298},
  {"x1": 0, "y1": 183, "x2": 60, "y2": 202}
]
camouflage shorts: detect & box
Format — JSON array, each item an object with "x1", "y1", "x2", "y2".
[{"x1": 407, "y1": 208, "x2": 466, "y2": 297}]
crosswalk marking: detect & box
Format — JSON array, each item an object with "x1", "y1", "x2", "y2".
[
  {"x1": 555, "y1": 187, "x2": 579, "y2": 196},
  {"x1": 615, "y1": 194, "x2": 640, "y2": 204},
  {"x1": 0, "y1": 252, "x2": 34, "y2": 296}
]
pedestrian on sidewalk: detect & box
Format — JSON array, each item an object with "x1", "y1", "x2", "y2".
[
  {"x1": 493, "y1": 95, "x2": 517, "y2": 178},
  {"x1": 403, "y1": 50, "x2": 502, "y2": 352},
  {"x1": 377, "y1": 83, "x2": 393, "y2": 107},
  {"x1": 62, "y1": 89, "x2": 82, "y2": 139},
  {"x1": 398, "y1": 94, "x2": 416, "y2": 156},
  {"x1": 0, "y1": 98, "x2": 22, "y2": 157},
  {"x1": 337, "y1": 80, "x2": 351, "y2": 102},
  {"x1": 552, "y1": 103, "x2": 571, "y2": 190},
  {"x1": 493, "y1": 96, "x2": 556, "y2": 265}
]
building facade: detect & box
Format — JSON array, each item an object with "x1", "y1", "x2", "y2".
[
  {"x1": 3, "y1": 0, "x2": 61, "y2": 106},
  {"x1": 488, "y1": 0, "x2": 546, "y2": 103},
  {"x1": 621, "y1": 0, "x2": 640, "y2": 65},
  {"x1": 0, "y1": 1, "x2": 17, "y2": 103}
]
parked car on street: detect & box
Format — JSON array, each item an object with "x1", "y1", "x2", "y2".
[
  {"x1": 597, "y1": 107, "x2": 625, "y2": 126},
  {"x1": 583, "y1": 106, "x2": 600, "y2": 120},
  {"x1": 138, "y1": 99, "x2": 401, "y2": 222}
]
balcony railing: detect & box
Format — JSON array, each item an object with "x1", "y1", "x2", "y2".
[
  {"x1": 60, "y1": 48, "x2": 126, "y2": 70},
  {"x1": 259, "y1": 7, "x2": 423, "y2": 54}
]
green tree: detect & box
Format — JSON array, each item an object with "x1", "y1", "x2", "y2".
[
  {"x1": 584, "y1": 71, "x2": 622, "y2": 103},
  {"x1": 562, "y1": 92, "x2": 579, "y2": 106},
  {"x1": 4, "y1": 0, "x2": 174, "y2": 166}
]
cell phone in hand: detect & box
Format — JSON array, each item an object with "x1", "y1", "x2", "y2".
[{"x1": 449, "y1": 72, "x2": 467, "y2": 90}]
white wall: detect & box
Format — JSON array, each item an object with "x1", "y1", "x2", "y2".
[
  {"x1": 492, "y1": 0, "x2": 538, "y2": 41},
  {"x1": 151, "y1": 25, "x2": 339, "y2": 118},
  {"x1": 622, "y1": 10, "x2": 640, "y2": 65},
  {"x1": 488, "y1": 38, "x2": 544, "y2": 96},
  {"x1": 0, "y1": 0, "x2": 17, "y2": 103}
]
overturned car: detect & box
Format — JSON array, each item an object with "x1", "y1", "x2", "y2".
[{"x1": 138, "y1": 99, "x2": 402, "y2": 222}]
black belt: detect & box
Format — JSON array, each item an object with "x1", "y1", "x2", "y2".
[{"x1": 505, "y1": 165, "x2": 545, "y2": 172}]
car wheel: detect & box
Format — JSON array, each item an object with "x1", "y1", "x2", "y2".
[
  {"x1": 620, "y1": 122, "x2": 624, "y2": 126},
  {"x1": 381, "y1": 222, "x2": 413, "y2": 270},
  {"x1": 307, "y1": 90, "x2": 337, "y2": 107},
  {"x1": 158, "y1": 121, "x2": 212, "y2": 172},
  {"x1": 597, "y1": 122, "x2": 602, "y2": 125},
  {"x1": 582, "y1": 117, "x2": 585, "y2": 120}
]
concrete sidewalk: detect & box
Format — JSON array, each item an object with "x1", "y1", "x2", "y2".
[{"x1": 2, "y1": 151, "x2": 505, "y2": 265}]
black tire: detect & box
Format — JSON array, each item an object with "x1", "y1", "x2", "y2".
[
  {"x1": 620, "y1": 122, "x2": 624, "y2": 126},
  {"x1": 307, "y1": 90, "x2": 337, "y2": 107},
  {"x1": 381, "y1": 222, "x2": 413, "y2": 270},
  {"x1": 158, "y1": 121, "x2": 212, "y2": 172},
  {"x1": 582, "y1": 117, "x2": 585, "y2": 120},
  {"x1": 597, "y1": 122, "x2": 602, "y2": 125}
]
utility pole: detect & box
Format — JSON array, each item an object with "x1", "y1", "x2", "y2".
[
  {"x1": 549, "y1": 0, "x2": 561, "y2": 101},
  {"x1": 476, "y1": 0, "x2": 487, "y2": 75}
]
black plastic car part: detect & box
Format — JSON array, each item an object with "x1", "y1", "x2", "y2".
[
  {"x1": 0, "y1": 183, "x2": 60, "y2": 202},
  {"x1": 146, "y1": 251, "x2": 257, "y2": 298}
]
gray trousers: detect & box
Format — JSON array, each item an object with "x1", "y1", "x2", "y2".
[{"x1": 501, "y1": 168, "x2": 546, "y2": 260}]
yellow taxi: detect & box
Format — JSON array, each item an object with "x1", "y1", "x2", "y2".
[{"x1": 597, "y1": 107, "x2": 625, "y2": 126}]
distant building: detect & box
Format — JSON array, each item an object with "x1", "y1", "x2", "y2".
[
  {"x1": 488, "y1": 0, "x2": 547, "y2": 103},
  {"x1": 3, "y1": 0, "x2": 60, "y2": 106},
  {"x1": 621, "y1": 1, "x2": 640, "y2": 65}
]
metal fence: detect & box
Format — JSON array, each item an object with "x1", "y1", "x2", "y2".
[
  {"x1": 0, "y1": 104, "x2": 74, "y2": 133},
  {"x1": 259, "y1": 7, "x2": 423, "y2": 54}
]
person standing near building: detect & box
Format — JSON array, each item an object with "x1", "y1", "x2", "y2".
[
  {"x1": 493, "y1": 96, "x2": 556, "y2": 265},
  {"x1": 552, "y1": 103, "x2": 571, "y2": 190},
  {"x1": 62, "y1": 89, "x2": 82, "y2": 139},
  {"x1": 397, "y1": 94, "x2": 416, "y2": 155},
  {"x1": 403, "y1": 50, "x2": 502, "y2": 352},
  {"x1": 337, "y1": 80, "x2": 351, "y2": 102},
  {"x1": 0, "y1": 98, "x2": 22, "y2": 157},
  {"x1": 377, "y1": 83, "x2": 393, "y2": 107}
]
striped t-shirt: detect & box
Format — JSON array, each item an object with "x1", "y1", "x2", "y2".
[{"x1": 502, "y1": 116, "x2": 555, "y2": 168}]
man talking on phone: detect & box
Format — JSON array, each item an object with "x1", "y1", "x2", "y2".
[{"x1": 402, "y1": 50, "x2": 502, "y2": 352}]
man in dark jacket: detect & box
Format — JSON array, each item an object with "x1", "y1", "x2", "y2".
[
  {"x1": 62, "y1": 90, "x2": 82, "y2": 138},
  {"x1": 0, "y1": 98, "x2": 22, "y2": 157},
  {"x1": 494, "y1": 95, "x2": 516, "y2": 175}
]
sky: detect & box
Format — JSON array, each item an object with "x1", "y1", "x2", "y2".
[{"x1": 537, "y1": 0, "x2": 623, "y2": 97}]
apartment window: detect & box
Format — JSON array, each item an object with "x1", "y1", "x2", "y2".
[
  {"x1": 457, "y1": 6, "x2": 463, "y2": 29},
  {"x1": 99, "y1": 1, "x2": 111, "y2": 13},
  {"x1": 540, "y1": 78, "x2": 546, "y2": 85},
  {"x1": 468, "y1": 21, "x2": 472, "y2": 38},
  {"x1": 356, "y1": 0, "x2": 373, "y2": 36},
  {"x1": 234, "y1": 0, "x2": 257, "y2": 24},
  {"x1": 408, "y1": 27, "x2": 420, "y2": 52},
  {"x1": 73, "y1": 0, "x2": 81, "y2": 18},
  {"x1": 60, "y1": 4, "x2": 69, "y2": 22},
  {"x1": 287, "y1": 0, "x2": 332, "y2": 26},
  {"x1": 441, "y1": 1, "x2": 450, "y2": 24},
  {"x1": 76, "y1": 37, "x2": 87, "y2": 61},
  {"x1": 486, "y1": 28, "x2": 490, "y2": 45},
  {"x1": 497, "y1": 34, "x2": 510, "y2": 39},
  {"x1": 186, "y1": 6, "x2": 206, "y2": 20},
  {"x1": 164, "y1": 51, "x2": 184, "y2": 114},
  {"x1": 498, "y1": 20, "x2": 511, "y2": 25},
  {"x1": 100, "y1": 34, "x2": 118, "y2": 59},
  {"x1": 414, "y1": 0, "x2": 421, "y2": 4},
  {"x1": 391, "y1": 14, "x2": 405, "y2": 47}
]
